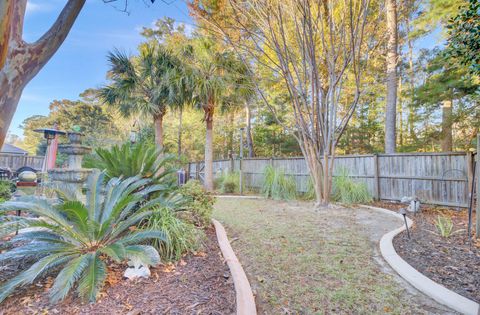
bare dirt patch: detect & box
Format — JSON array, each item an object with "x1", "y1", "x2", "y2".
[{"x1": 0, "y1": 228, "x2": 235, "y2": 315}]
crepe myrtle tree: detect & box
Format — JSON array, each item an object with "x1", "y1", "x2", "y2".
[
  {"x1": 196, "y1": 0, "x2": 377, "y2": 205},
  {"x1": 0, "y1": 0, "x2": 156, "y2": 148}
]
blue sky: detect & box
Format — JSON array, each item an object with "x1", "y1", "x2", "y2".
[{"x1": 9, "y1": 0, "x2": 194, "y2": 137}]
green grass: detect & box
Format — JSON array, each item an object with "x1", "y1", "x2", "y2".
[{"x1": 213, "y1": 198, "x2": 429, "y2": 314}]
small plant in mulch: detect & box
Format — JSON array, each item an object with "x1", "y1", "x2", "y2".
[{"x1": 434, "y1": 215, "x2": 464, "y2": 238}]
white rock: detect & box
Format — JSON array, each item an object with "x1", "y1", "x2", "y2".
[
  {"x1": 123, "y1": 258, "x2": 151, "y2": 279},
  {"x1": 400, "y1": 196, "x2": 412, "y2": 203}
]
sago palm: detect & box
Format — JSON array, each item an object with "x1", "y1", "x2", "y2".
[
  {"x1": 0, "y1": 172, "x2": 174, "y2": 304},
  {"x1": 84, "y1": 141, "x2": 176, "y2": 184},
  {"x1": 100, "y1": 43, "x2": 179, "y2": 150}
]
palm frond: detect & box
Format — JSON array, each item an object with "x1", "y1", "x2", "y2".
[{"x1": 77, "y1": 254, "x2": 107, "y2": 303}]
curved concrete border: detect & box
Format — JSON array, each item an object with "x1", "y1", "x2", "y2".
[
  {"x1": 362, "y1": 205, "x2": 480, "y2": 315},
  {"x1": 212, "y1": 219, "x2": 257, "y2": 315},
  {"x1": 214, "y1": 195, "x2": 265, "y2": 199}
]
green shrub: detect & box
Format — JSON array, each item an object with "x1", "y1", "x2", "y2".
[
  {"x1": 84, "y1": 141, "x2": 176, "y2": 184},
  {"x1": 331, "y1": 168, "x2": 372, "y2": 204},
  {"x1": 0, "y1": 172, "x2": 168, "y2": 304},
  {"x1": 0, "y1": 181, "x2": 14, "y2": 201},
  {"x1": 141, "y1": 206, "x2": 199, "y2": 262},
  {"x1": 261, "y1": 165, "x2": 297, "y2": 200},
  {"x1": 178, "y1": 180, "x2": 215, "y2": 227},
  {"x1": 216, "y1": 171, "x2": 241, "y2": 193}
]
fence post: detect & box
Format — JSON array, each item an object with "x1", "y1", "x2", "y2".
[
  {"x1": 477, "y1": 134, "x2": 480, "y2": 238},
  {"x1": 373, "y1": 154, "x2": 380, "y2": 200},
  {"x1": 467, "y1": 152, "x2": 473, "y2": 201},
  {"x1": 239, "y1": 158, "x2": 243, "y2": 195}
]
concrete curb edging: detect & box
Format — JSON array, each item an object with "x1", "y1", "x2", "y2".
[
  {"x1": 362, "y1": 205, "x2": 480, "y2": 315},
  {"x1": 214, "y1": 195, "x2": 265, "y2": 199},
  {"x1": 212, "y1": 219, "x2": 257, "y2": 315}
]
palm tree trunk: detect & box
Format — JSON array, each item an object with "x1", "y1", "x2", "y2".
[
  {"x1": 177, "y1": 107, "x2": 183, "y2": 157},
  {"x1": 245, "y1": 103, "x2": 255, "y2": 157},
  {"x1": 228, "y1": 111, "x2": 234, "y2": 156},
  {"x1": 441, "y1": 100, "x2": 453, "y2": 152},
  {"x1": 153, "y1": 113, "x2": 164, "y2": 151},
  {"x1": 385, "y1": 0, "x2": 398, "y2": 153},
  {"x1": 204, "y1": 105, "x2": 214, "y2": 191}
]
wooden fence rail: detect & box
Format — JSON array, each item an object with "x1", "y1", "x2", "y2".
[
  {"x1": 0, "y1": 154, "x2": 44, "y2": 171},
  {"x1": 188, "y1": 152, "x2": 473, "y2": 208}
]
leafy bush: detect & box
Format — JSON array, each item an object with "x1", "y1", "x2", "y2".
[
  {"x1": 435, "y1": 215, "x2": 454, "y2": 238},
  {"x1": 331, "y1": 168, "x2": 372, "y2": 204},
  {"x1": 141, "y1": 206, "x2": 199, "y2": 262},
  {"x1": 178, "y1": 180, "x2": 215, "y2": 227},
  {"x1": 261, "y1": 165, "x2": 297, "y2": 200},
  {"x1": 0, "y1": 181, "x2": 14, "y2": 201},
  {"x1": 0, "y1": 172, "x2": 168, "y2": 304},
  {"x1": 216, "y1": 171, "x2": 241, "y2": 193},
  {"x1": 84, "y1": 141, "x2": 176, "y2": 183}
]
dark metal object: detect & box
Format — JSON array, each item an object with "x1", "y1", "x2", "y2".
[
  {"x1": 33, "y1": 128, "x2": 66, "y2": 142},
  {"x1": 177, "y1": 168, "x2": 186, "y2": 186},
  {"x1": 467, "y1": 160, "x2": 476, "y2": 244},
  {"x1": 399, "y1": 208, "x2": 411, "y2": 239},
  {"x1": 15, "y1": 210, "x2": 21, "y2": 235}
]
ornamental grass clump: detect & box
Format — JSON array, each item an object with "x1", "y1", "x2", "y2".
[
  {"x1": 141, "y1": 206, "x2": 200, "y2": 262},
  {"x1": 435, "y1": 215, "x2": 454, "y2": 238},
  {"x1": 261, "y1": 165, "x2": 297, "y2": 200},
  {"x1": 331, "y1": 168, "x2": 372, "y2": 204},
  {"x1": 0, "y1": 172, "x2": 170, "y2": 304}
]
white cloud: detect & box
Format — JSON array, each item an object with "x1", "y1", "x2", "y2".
[{"x1": 26, "y1": 1, "x2": 53, "y2": 15}]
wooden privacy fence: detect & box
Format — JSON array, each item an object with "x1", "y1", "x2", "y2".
[
  {"x1": 188, "y1": 152, "x2": 474, "y2": 208},
  {"x1": 0, "y1": 153, "x2": 44, "y2": 171}
]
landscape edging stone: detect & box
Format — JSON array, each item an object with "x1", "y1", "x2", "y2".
[
  {"x1": 212, "y1": 219, "x2": 257, "y2": 315},
  {"x1": 362, "y1": 204, "x2": 480, "y2": 315}
]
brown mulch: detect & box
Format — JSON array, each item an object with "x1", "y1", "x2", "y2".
[
  {"x1": 0, "y1": 228, "x2": 236, "y2": 315},
  {"x1": 372, "y1": 201, "x2": 480, "y2": 303}
]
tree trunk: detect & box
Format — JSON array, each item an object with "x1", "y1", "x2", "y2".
[
  {"x1": 177, "y1": 107, "x2": 183, "y2": 157},
  {"x1": 385, "y1": 0, "x2": 398, "y2": 153},
  {"x1": 441, "y1": 100, "x2": 453, "y2": 152},
  {"x1": 406, "y1": 12, "x2": 417, "y2": 144},
  {"x1": 204, "y1": 105, "x2": 214, "y2": 191},
  {"x1": 398, "y1": 78, "x2": 404, "y2": 147},
  {"x1": 245, "y1": 102, "x2": 255, "y2": 157},
  {"x1": 228, "y1": 111, "x2": 234, "y2": 156},
  {"x1": 153, "y1": 113, "x2": 164, "y2": 151},
  {"x1": 0, "y1": 0, "x2": 86, "y2": 148}
]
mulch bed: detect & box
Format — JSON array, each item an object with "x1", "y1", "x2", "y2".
[
  {"x1": 0, "y1": 228, "x2": 236, "y2": 315},
  {"x1": 372, "y1": 201, "x2": 480, "y2": 303}
]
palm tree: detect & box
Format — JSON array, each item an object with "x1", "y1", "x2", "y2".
[
  {"x1": 181, "y1": 38, "x2": 237, "y2": 191},
  {"x1": 101, "y1": 43, "x2": 178, "y2": 150},
  {"x1": 164, "y1": 58, "x2": 195, "y2": 157}
]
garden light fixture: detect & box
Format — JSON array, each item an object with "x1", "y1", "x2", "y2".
[{"x1": 399, "y1": 207, "x2": 411, "y2": 239}]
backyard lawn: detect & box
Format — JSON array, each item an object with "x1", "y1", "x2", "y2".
[{"x1": 213, "y1": 197, "x2": 453, "y2": 314}]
